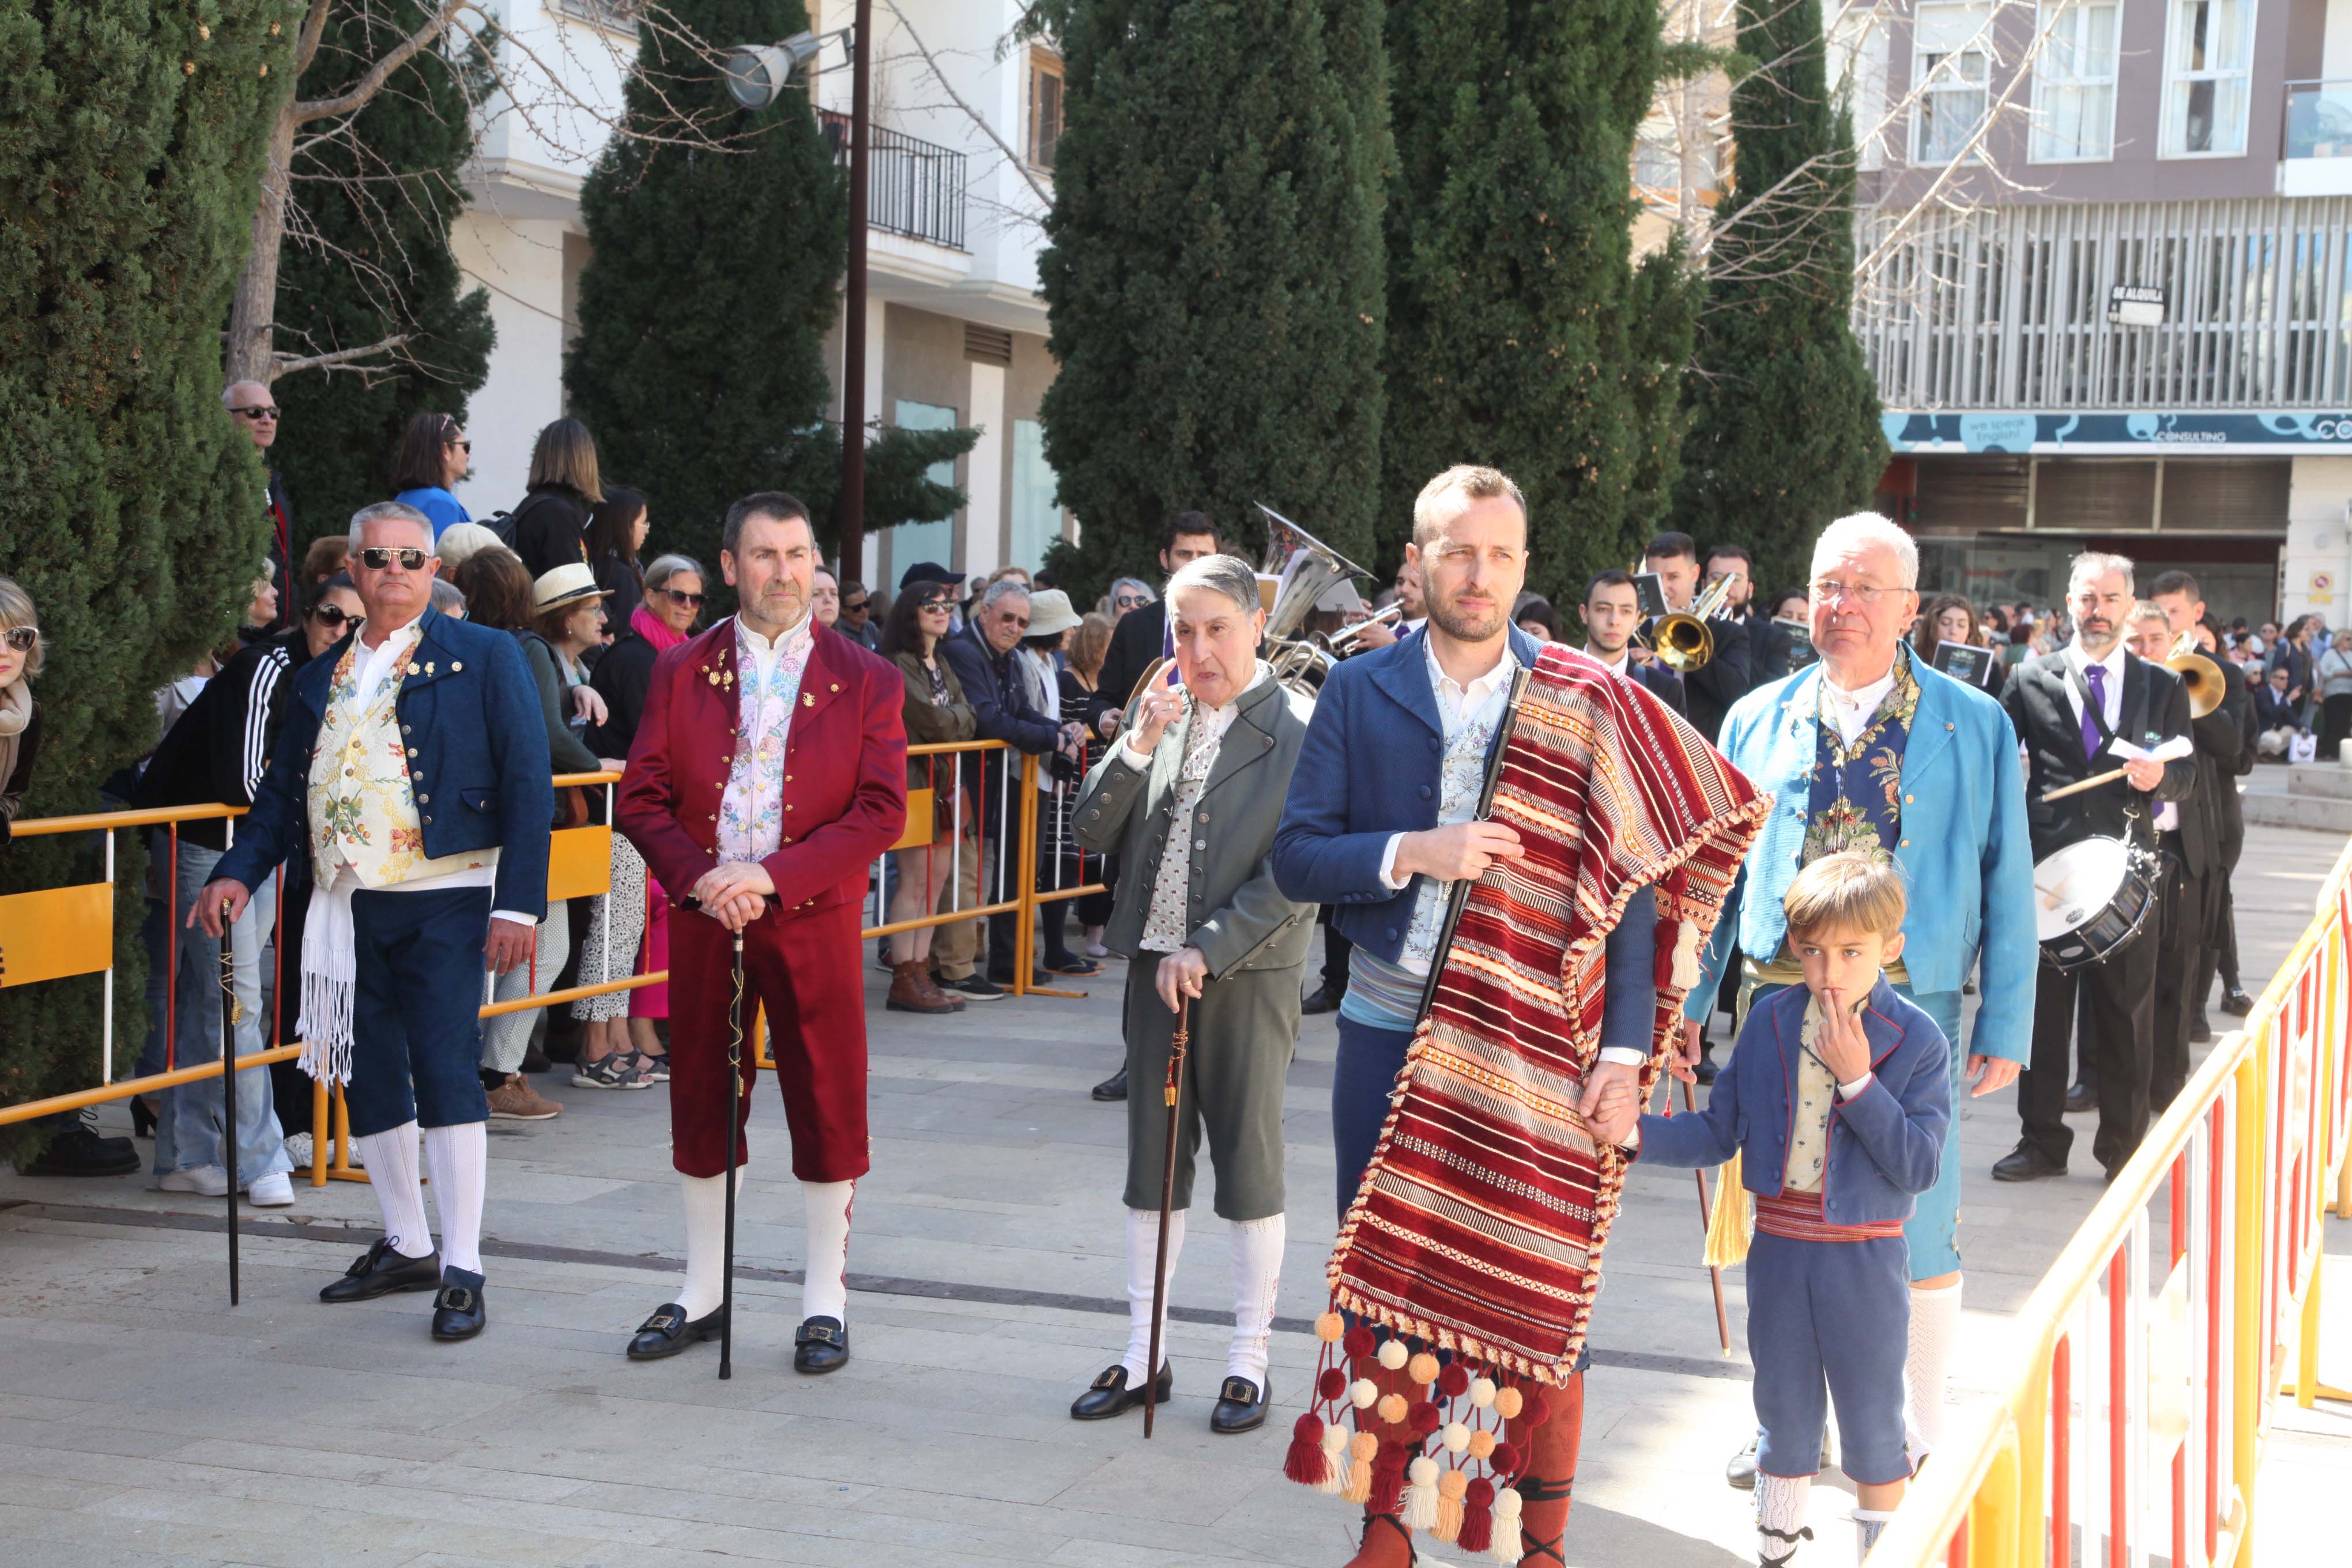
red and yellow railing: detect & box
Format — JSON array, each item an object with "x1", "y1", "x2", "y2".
[
  {"x1": 1, "y1": 741, "x2": 1107, "y2": 1164},
  {"x1": 1875, "y1": 836, "x2": 2352, "y2": 1568}
]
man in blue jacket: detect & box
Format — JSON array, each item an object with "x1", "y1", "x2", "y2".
[
  {"x1": 1682, "y1": 511, "x2": 2036, "y2": 1484},
  {"x1": 198, "y1": 502, "x2": 552, "y2": 1343}
]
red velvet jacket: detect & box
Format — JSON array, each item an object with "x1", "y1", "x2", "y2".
[{"x1": 617, "y1": 616, "x2": 907, "y2": 921}]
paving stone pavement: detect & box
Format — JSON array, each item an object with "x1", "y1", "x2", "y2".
[{"x1": 2, "y1": 824, "x2": 2346, "y2": 1567}]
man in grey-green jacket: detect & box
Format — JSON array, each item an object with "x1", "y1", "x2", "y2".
[{"x1": 1065, "y1": 552, "x2": 1315, "y2": 1439}]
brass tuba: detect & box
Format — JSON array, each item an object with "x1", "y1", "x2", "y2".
[
  {"x1": 1257, "y1": 502, "x2": 1378, "y2": 696},
  {"x1": 1651, "y1": 572, "x2": 1739, "y2": 673},
  {"x1": 2165, "y1": 631, "x2": 2226, "y2": 719}
]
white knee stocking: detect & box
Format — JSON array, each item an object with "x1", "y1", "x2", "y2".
[
  {"x1": 1227, "y1": 1213, "x2": 1285, "y2": 1386},
  {"x1": 1121, "y1": 1205, "x2": 1186, "y2": 1384},
  {"x1": 801, "y1": 1179, "x2": 855, "y2": 1323},
  {"x1": 676, "y1": 1166, "x2": 745, "y2": 1319},
  {"x1": 421, "y1": 1122, "x2": 487, "y2": 1277},
  {"x1": 1756, "y1": 1472, "x2": 1813, "y2": 1565},
  {"x1": 1905, "y1": 1277, "x2": 1963, "y2": 1460},
  {"x1": 1849, "y1": 1509, "x2": 1894, "y2": 1565},
  {"x1": 355, "y1": 1122, "x2": 433, "y2": 1260}
]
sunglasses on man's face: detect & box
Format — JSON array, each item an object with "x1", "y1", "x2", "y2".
[
  {"x1": 357, "y1": 546, "x2": 429, "y2": 572},
  {"x1": 311, "y1": 605, "x2": 364, "y2": 631},
  {"x1": 2, "y1": 627, "x2": 37, "y2": 653},
  {"x1": 661, "y1": 588, "x2": 706, "y2": 608},
  {"x1": 843, "y1": 598, "x2": 868, "y2": 614},
  {"x1": 229, "y1": 405, "x2": 279, "y2": 421}
]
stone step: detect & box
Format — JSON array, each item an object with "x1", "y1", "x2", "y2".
[
  {"x1": 2240, "y1": 786, "x2": 2352, "y2": 834},
  {"x1": 2286, "y1": 763, "x2": 2352, "y2": 800}
]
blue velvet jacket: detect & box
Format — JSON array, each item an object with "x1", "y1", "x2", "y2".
[
  {"x1": 1685, "y1": 658, "x2": 2036, "y2": 1066},
  {"x1": 1636, "y1": 975, "x2": 1951, "y2": 1227},
  {"x1": 213, "y1": 607, "x2": 555, "y2": 920}
]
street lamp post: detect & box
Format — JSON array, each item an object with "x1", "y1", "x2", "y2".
[{"x1": 722, "y1": 2, "x2": 872, "y2": 576}]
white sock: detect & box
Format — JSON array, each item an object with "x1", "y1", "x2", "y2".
[
  {"x1": 1905, "y1": 1277, "x2": 1963, "y2": 1460},
  {"x1": 800, "y1": 1179, "x2": 855, "y2": 1322},
  {"x1": 1756, "y1": 1472, "x2": 1812, "y2": 1565},
  {"x1": 1850, "y1": 1509, "x2": 1894, "y2": 1565},
  {"x1": 1227, "y1": 1213, "x2": 1285, "y2": 1386},
  {"x1": 420, "y1": 1122, "x2": 487, "y2": 1277},
  {"x1": 676, "y1": 1167, "x2": 745, "y2": 1319},
  {"x1": 1121, "y1": 1205, "x2": 1187, "y2": 1383},
  {"x1": 355, "y1": 1122, "x2": 432, "y2": 1259}
]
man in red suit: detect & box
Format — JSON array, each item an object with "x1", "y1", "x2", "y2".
[{"x1": 615, "y1": 492, "x2": 907, "y2": 1374}]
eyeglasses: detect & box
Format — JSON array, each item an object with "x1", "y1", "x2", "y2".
[
  {"x1": 918, "y1": 597, "x2": 953, "y2": 612},
  {"x1": 2, "y1": 627, "x2": 36, "y2": 653},
  {"x1": 1114, "y1": 593, "x2": 1148, "y2": 609},
  {"x1": 310, "y1": 605, "x2": 364, "y2": 631},
  {"x1": 229, "y1": 405, "x2": 279, "y2": 421},
  {"x1": 357, "y1": 546, "x2": 429, "y2": 572},
  {"x1": 842, "y1": 598, "x2": 868, "y2": 613},
  {"x1": 659, "y1": 587, "x2": 706, "y2": 608},
  {"x1": 1810, "y1": 579, "x2": 1904, "y2": 606},
  {"x1": 446, "y1": 438, "x2": 471, "y2": 453}
]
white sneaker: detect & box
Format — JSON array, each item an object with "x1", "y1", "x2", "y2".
[
  {"x1": 159, "y1": 1166, "x2": 230, "y2": 1197},
  {"x1": 246, "y1": 1172, "x2": 295, "y2": 1207},
  {"x1": 284, "y1": 1132, "x2": 313, "y2": 1168}
]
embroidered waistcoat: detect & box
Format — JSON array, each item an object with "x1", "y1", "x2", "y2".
[
  {"x1": 1801, "y1": 648, "x2": 1920, "y2": 866},
  {"x1": 307, "y1": 627, "x2": 490, "y2": 889},
  {"x1": 1137, "y1": 696, "x2": 1243, "y2": 952},
  {"x1": 718, "y1": 617, "x2": 815, "y2": 863}
]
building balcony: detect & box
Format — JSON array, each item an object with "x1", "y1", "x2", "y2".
[
  {"x1": 2284, "y1": 81, "x2": 2352, "y2": 198},
  {"x1": 1855, "y1": 196, "x2": 2352, "y2": 413},
  {"x1": 819, "y1": 108, "x2": 968, "y2": 253}
]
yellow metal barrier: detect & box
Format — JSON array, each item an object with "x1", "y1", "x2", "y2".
[{"x1": 1874, "y1": 836, "x2": 2352, "y2": 1568}]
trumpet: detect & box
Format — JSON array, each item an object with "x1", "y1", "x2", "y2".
[
  {"x1": 2165, "y1": 631, "x2": 2226, "y2": 720},
  {"x1": 1649, "y1": 572, "x2": 1740, "y2": 673}
]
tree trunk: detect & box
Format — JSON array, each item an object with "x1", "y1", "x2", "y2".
[{"x1": 225, "y1": 103, "x2": 299, "y2": 385}]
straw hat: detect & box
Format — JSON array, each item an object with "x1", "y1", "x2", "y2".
[
  {"x1": 1026, "y1": 589, "x2": 1082, "y2": 638},
  {"x1": 532, "y1": 562, "x2": 610, "y2": 613}
]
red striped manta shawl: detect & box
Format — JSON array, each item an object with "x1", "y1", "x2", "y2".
[{"x1": 1328, "y1": 643, "x2": 1770, "y2": 1383}]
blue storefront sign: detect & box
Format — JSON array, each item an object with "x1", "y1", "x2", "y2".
[{"x1": 1884, "y1": 411, "x2": 2352, "y2": 454}]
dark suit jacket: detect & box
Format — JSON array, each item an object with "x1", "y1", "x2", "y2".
[
  {"x1": 1099, "y1": 600, "x2": 1167, "y2": 713},
  {"x1": 2181, "y1": 674, "x2": 2248, "y2": 879},
  {"x1": 616, "y1": 619, "x2": 906, "y2": 922},
  {"x1": 214, "y1": 607, "x2": 555, "y2": 919},
  {"x1": 1746, "y1": 612, "x2": 1793, "y2": 686},
  {"x1": 1589, "y1": 652, "x2": 1686, "y2": 717},
  {"x1": 2003, "y1": 649, "x2": 2196, "y2": 861}
]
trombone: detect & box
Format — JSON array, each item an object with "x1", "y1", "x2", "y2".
[
  {"x1": 1645, "y1": 571, "x2": 1739, "y2": 673},
  {"x1": 2165, "y1": 631, "x2": 2226, "y2": 719}
]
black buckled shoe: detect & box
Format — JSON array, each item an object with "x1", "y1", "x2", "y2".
[
  {"x1": 793, "y1": 1315, "x2": 849, "y2": 1374},
  {"x1": 319, "y1": 1235, "x2": 443, "y2": 1303},
  {"x1": 627, "y1": 1301, "x2": 725, "y2": 1361},
  {"x1": 430, "y1": 1269, "x2": 487, "y2": 1341},
  {"x1": 1070, "y1": 1361, "x2": 1171, "y2": 1420},
  {"x1": 1209, "y1": 1374, "x2": 1269, "y2": 1434}
]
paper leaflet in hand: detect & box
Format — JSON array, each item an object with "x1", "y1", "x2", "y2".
[{"x1": 2104, "y1": 734, "x2": 2193, "y2": 765}]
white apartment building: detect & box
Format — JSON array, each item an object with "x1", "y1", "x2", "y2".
[{"x1": 447, "y1": 0, "x2": 1071, "y2": 589}]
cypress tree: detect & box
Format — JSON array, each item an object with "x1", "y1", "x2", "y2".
[
  {"x1": 267, "y1": 7, "x2": 495, "y2": 548},
  {"x1": 1036, "y1": 0, "x2": 1390, "y2": 583},
  {"x1": 0, "y1": 4, "x2": 292, "y2": 1154},
  {"x1": 1672, "y1": 0, "x2": 1886, "y2": 591},
  {"x1": 1381, "y1": 0, "x2": 1694, "y2": 602},
  {"x1": 566, "y1": 0, "x2": 972, "y2": 569}
]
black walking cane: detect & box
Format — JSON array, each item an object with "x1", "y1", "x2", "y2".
[
  {"x1": 720, "y1": 927, "x2": 747, "y2": 1381},
  {"x1": 1142, "y1": 994, "x2": 1192, "y2": 1439},
  {"x1": 217, "y1": 898, "x2": 242, "y2": 1307}
]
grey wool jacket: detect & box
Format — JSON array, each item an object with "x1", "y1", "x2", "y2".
[{"x1": 1072, "y1": 671, "x2": 1317, "y2": 978}]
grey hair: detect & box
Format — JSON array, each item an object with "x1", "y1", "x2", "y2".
[
  {"x1": 429, "y1": 578, "x2": 466, "y2": 617},
  {"x1": 348, "y1": 500, "x2": 434, "y2": 551},
  {"x1": 644, "y1": 553, "x2": 706, "y2": 593},
  {"x1": 1106, "y1": 576, "x2": 1156, "y2": 610},
  {"x1": 2069, "y1": 550, "x2": 2136, "y2": 596},
  {"x1": 1164, "y1": 553, "x2": 1263, "y2": 617},
  {"x1": 978, "y1": 578, "x2": 1032, "y2": 615},
  {"x1": 1811, "y1": 512, "x2": 1919, "y2": 590}
]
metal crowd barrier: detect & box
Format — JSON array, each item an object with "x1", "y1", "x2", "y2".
[
  {"x1": 1875, "y1": 836, "x2": 2352, "y2": 1568},
  {"x1": 0, "y1": 740, "x2": 1108, "y2": 1164}
]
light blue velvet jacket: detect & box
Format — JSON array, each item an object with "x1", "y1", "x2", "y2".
[{"x1": 1684, "y1": 657, "x2": 2036, "y2": 1066}]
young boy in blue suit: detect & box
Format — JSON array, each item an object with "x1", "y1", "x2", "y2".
[{"x1": 1597, "y1": 852, "x2": 1952, "y2": 1564}]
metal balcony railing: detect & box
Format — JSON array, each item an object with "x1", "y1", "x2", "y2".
[
  {"x1": 819, "y1": 108, "x2": 968, "y2": 252},
  {"x1": 2286, "y1": 80, "x2": 2352, "y2": 160},
  {"x1": 1854, "y1": 197, "x2": 2352, "y2": 410}
]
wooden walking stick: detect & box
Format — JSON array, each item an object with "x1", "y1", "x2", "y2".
[
  {"x1": 720, "y1": 928, "x2": 746, "y2": 1381},
  {"x1": 1677, "y1": 1075, "x2": 1732, "y2": 1355},
  {"x1": 1143, "y1": 994, "x2": 1192, "y2": 1439},
  {"x1": 217, "y1": 898, "x2": 242, "y2": 1307}
]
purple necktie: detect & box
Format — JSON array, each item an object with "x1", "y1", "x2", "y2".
[{"x1": 2081, "y1": 664, "x2": 2106, "y2": 760}]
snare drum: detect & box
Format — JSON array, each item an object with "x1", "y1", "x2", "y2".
[{"x1": 2032, "y1": 837, "x2": 2159, "y2": 972}]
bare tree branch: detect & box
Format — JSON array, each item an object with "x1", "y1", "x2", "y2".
[
  {"x1": 877, "y1": 0, "x2": 1053, "y2": 217},
  {"x1": 273, "y1": 333, "x2": 417, "y2": 379},
  {"x1": 293, "y1": 2, "x2": 466, "y2": 126}
]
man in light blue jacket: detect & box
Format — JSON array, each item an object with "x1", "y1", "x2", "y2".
[{"x1": 1682, "y1": 512, "x2": 2036, "y2": 1486}]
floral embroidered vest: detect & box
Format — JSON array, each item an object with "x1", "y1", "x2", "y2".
[
  {"x1": 1801, "y1": 646, "x2": 1920, "y2": 866},
  {"x1": 306, "y1": 628, "x2": 491, "y2": 889},
  {"x1": 718, "y1": 616, "x2": 815, "y2": 863}
]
